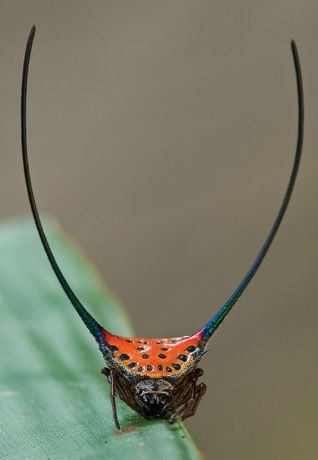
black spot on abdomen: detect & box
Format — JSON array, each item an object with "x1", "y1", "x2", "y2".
[
  {"x1": 109, "y1": 345, "x2": 119, "y2": 352},
  {"x1": 177, "y1": 354, "x2": 188, "y2": 362},
  {"x1": 119, "y1": 353, "x2": 130, "y2": 361},
  {"x1": 187, "y1": 346, "x2": 196, "y2": 353}
]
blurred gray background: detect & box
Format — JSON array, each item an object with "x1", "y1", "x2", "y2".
[{"x1": 1, "y1": 1, "x2": 317, "y2": 458}]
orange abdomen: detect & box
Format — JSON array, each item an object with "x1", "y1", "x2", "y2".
[{"x1": 102, "y1": 330, "x2": 205, "y2": 378}]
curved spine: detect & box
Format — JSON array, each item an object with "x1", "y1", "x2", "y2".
[
  {"x1": 21, "y1": 26, "x2": 104, "y2": 342},
  {"x1": 200, "y1": 41, "x2": 304, "y2": 342}
]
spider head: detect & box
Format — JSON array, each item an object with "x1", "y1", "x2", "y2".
[{"x1": 134, "y1": 379, "x2": 174, "y2": 418}]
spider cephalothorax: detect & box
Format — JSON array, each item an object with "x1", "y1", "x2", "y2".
[
  {"x1": 20, "y1": 26, "x2": 304, "y2": 429},
  {"x1": 134, "y1": 378, "x2": 174, "y2": 417},
  {"x1": 102, "y1": 366, "x2": 206, "y2": 426}
]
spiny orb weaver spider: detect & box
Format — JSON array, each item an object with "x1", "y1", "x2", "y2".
[{"x1": 20, "y1": 26, "x2": 304, "y2": 429}]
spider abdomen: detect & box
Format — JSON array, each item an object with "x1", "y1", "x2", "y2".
[{"x1": 101, "y1": 330, "x2": 205, "y2": 380}]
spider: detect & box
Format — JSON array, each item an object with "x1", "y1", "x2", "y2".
[{"x1": 20, "y1": 26, "x2": 304, "y2": 429}]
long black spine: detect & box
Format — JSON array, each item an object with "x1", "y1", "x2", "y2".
[
  {"x1": 201, "y1": 41, "x2": 304, "y2": 341},
  {"x1": 21, "y1": 26, "x2": 103, "y2": 342}
]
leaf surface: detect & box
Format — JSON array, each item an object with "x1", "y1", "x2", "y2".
[{"x1": 0, "y1": 218, "x2": 201, "y2": 460}]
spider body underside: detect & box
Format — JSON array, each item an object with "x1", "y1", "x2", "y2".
[{"x1": 102, "y1": 366, "x2": 206, "y2": 428}]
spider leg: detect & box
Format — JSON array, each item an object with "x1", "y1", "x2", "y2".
[
  {"x1": 168, "y1": 368, "x2": 206, "y2": 424},
  {"x1": 102, "y1": 367, "x2": 151, "y2": 423},
  {"x1": 101, "y1": 367, "x2": 120, "y2": 429},
  {"x1": 180, "y1": 382, "x2": 207, "y2": 421},
  {"x1": 101, "y1": 366, "x2": 110, "y2": 381},
  {"x1": 114, "y1": 372, "x2": 151, "y2": 420}
]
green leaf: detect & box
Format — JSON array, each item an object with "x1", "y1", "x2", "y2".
[{"x1": 0, "y1": 218, "x2": 201, "y2": 460}]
